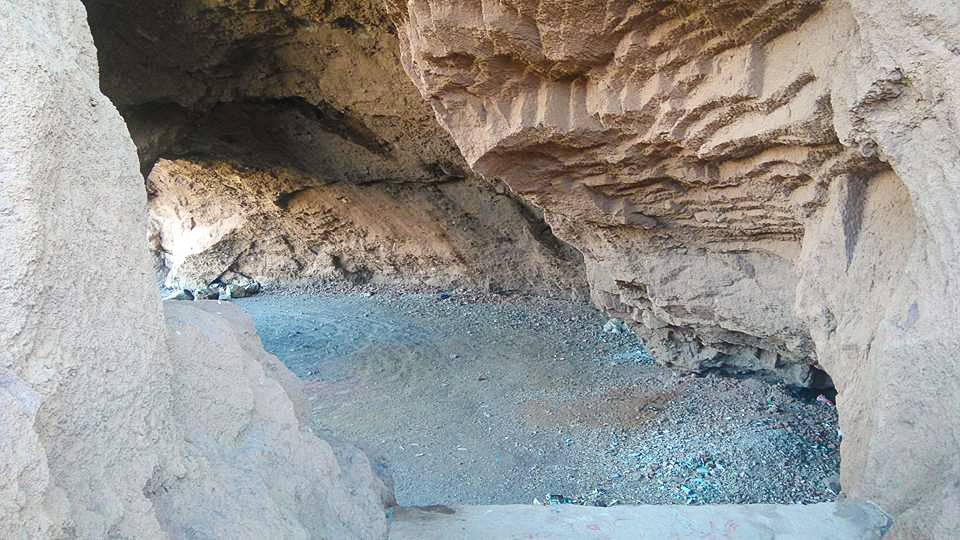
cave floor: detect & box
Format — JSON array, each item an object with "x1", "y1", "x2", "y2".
[{"x1": 235, "y1": 289, "x2": 840, "y2": 508}]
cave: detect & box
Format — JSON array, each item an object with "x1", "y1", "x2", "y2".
[
  {"x1": 84, "y1": 0, "x2": 848, "y2": 506},
  {"x1": 2, "y1": 0, "x2": 958, "y2": 539}
]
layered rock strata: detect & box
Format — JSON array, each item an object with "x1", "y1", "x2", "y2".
[
  {"x1": 391, "y1": 0, "x2": 960, "y2": 536},
  {"x1": 393, "y1": 0, "x2": 873, "y2": 385},
  {"x1": 0, "y1": 3, "x2": 391, "y2": 537},
  {"x1": 147, "y1": 158, "x2": 584, "y2": 295},
  {"x1": 82, "y1": 0, "x2": 587, "y2": 296}
]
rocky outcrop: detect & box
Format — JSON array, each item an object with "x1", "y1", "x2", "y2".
[
  {"x1": 0, "y1": 2, "x2": 390, "y2": 537},
  {"x1": 5, "y1": 0, "x2": 956, "y2": 537},
  {"x1": 391, "y1": 0, "x2": 959, "y2": 535},
  {"x1": 158, "y1": 301, "x2": 393, "y2": 538},
  {"x1": 83, "y1": 0, "x2": 587, "y2": 296},
  {"x1": 797, "y1": 2, "x2": 960, "y2": 537}
]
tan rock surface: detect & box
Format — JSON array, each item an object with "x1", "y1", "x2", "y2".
[
  {"x1": 393, "y1": 0, "x2": 879, "y2": 385},
  {"x1": 158, "y1": 300, "x2": 393, "y2": 539},
  {"x1": 3, "y1": 0, "x2": 957, "y2": 537},
  {"x1": 392, "y1": 0, "x2": 959, "y2": 535},
  {"x1": 801, "y1": 2, "x2": 960, "y2": 536},
  {"x1": 83, "y1": 0, "x2": 587, "y2": 295},
  {"x1": 148, "y1": 158, "x2": 585, "y2": 294},
  {"x1": 1, "y1": 2, "x2": 174, "y2": 534},
  {"x1": 1, "y1": 2, "x2": 390, "y2": 537}
]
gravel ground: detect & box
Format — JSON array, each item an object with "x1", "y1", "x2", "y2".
[{"x1": 233, "y1": 286, "x2": 841, "y2": 507}]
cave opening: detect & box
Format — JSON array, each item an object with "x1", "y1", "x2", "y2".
[
  {"x1": 10, "y1": 0, "x2": 960, "y2": 535},
  {"x1": 84, "y1": 0, "x2": 842, "y2": 517}
]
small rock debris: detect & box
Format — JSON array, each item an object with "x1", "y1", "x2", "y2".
[{"x1": 233, "y1": 286, "x2": 840, "y2": 508}]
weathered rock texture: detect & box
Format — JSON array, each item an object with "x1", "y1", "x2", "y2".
[
  {"x1": 147, "y1": 158, "x2": 584, "y2": 294},
  {"x1": 394, "y1": 0, "x2": 868, "y2": 385},
  {"x1": 0, "y1": 2, "x2": 390, "y2": 537},
  {"x1": 159, "y1": 301, "x2": 393, "y2": 538},
  {"x1": 390, "y1": 502, "x2": 891, "y2": 539},
  {"x1": 5, "y1": 0, "x2": 957, "y2": 538},
  {"x1": 82, "y1": 0, "x2": 587, "y2": 296},
  {"x1": 391, "y1": 0, "x2": 959, "y2": 536}
]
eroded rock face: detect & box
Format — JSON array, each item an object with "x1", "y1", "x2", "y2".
[
  {"x1": 159, "y1": 301, "x2": 393, "y2": 538},
  {"x1": 1, "y1": 2, "x2": 175, "y2": 534},
  {"x1": 0, "y1": 2, "x2": 390, "y2": 536},
  {"x1": 148, "y1": 158, "x2": 585, "y2": 295},
  {"x1": 799, "y1": 2, "x2": 960, "y2": 536},
  {"x1": 392, "y1": 0, "x2": 877, "y2": 385},
  {"x1": 10, "y1": 0, "x2": 955, "y2": 537},
  {"x1": 83, "y1": 0, "x2": 587, "y2": 296},
  {"x1": 392, "y1": 0, "x2": 959, "y2": 535}
]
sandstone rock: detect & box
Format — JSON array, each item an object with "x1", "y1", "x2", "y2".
[
  {"x1": 602, "y1": 319, "x2": 628, "y2": 335},
  {"x1": 82, "y1": 0, "x2": 587, "y2": 297},
  {"x1": 213, "y1": 281, "x2": 260, "y2": 299},
  {"x1": 0, "y1": 373, "x2": 53, "y2": 538},
  {"x1": 159, "y1": 301, "x2": 392, "y2": 538},
  {"x1": 148, "y1": 158, "x2": 586, "y2": 295},
  {"x1": 164, "y1": 289, "x2": 194, "y2": 301},
  {"x1": 0, "y1": 3, "x2": 392, "y2": 537},
  {"x1": 389, "y1": 501, "x2": 891, "y2": 540},
  {"x1": 391, "y1": 0, "x2": 960, "y2": 535},
  {"x1": 192, "y1": 286, "x2": 220, "y2": 301},
  {"x1": 5, "y1": 0, "x2": 957, "y2": 538},
  {"x1": 222, "y1": 283, "x2": 256, "y2": 299},
  {"x1": 392, "y1": 0, "x2": 858, "y2": 385},
  {"x1": 1, "y1": 2, "x2": 175, "y2": 533}
]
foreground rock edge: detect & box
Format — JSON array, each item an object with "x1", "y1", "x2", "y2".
[{"x1": 388, "y1": 501, "x2": 891, "y2": 540}]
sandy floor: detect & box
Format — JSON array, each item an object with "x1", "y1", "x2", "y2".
[{"x1": 235, "y1": 289, "x2": 840, "y2": 507}]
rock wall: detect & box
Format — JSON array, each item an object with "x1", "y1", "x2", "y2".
[
  {"x1": 1, "y1": 2, "x2": 175, "y2": 533},
  {"x1": 393, "y1": 0, "x2": 871, "y2": 385},
  {"x1": 0, "y1": 2, "x2": 390, "y2": 537},
  {"x1": 800, "y1": 1, "x2": 960, "y2": 537},
  {"x1": 391, "y1": 0, "x2": 959, "y2": 536},
  {"x1": 6, "y1": 0, "x2": 954, "y2": 537},
  {"x1": 148, "y1": 158, "x2": 585, "y2": 295},
  {"x1": 82, "y1": 0, "x2": 587, "y2": 296}
]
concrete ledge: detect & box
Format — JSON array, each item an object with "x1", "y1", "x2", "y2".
[{"x1": 388, "y1": 501, "x2": 891, "y2": 539}]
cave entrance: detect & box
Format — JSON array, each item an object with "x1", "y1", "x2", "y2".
[
  {"x1": 82, "y1": 0, "x2": 841, "y2": 521},
  {"x1": 134, "y1": 156, "x2": 841, "y2": 510}
]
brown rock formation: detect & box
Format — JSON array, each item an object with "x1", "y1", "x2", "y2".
[
  {"x1": 0, "y1": 2, "x2": 391, "y2": 536},
  {"x1": 147, "y1": 158, "x2": 584, "y2": 294},
  {"x1": 391, "y1": 0, "x2": 959, "y2": 536},
  {"x1": 392, "y1": 0, "x2": 872, "y2": 385},
  {"x1": 83, "y1": 0, "x2": 587, "y2": 295}
]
